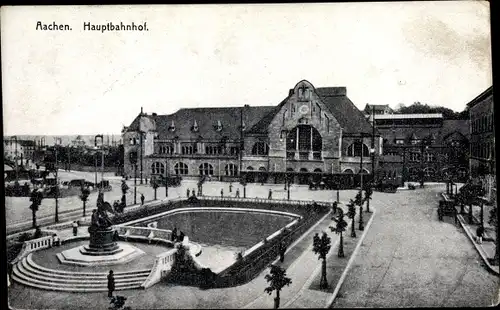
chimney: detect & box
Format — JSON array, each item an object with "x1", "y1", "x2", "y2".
[
  {"x1": 289, "y1": 89, "x2": 294, "y2": 96},
  {"x1": 140, "y1": 107, "x2": 143, "y2": 115}
]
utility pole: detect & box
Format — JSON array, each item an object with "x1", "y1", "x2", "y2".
[
  {"x1": 165, "y1": 158, "x2": 168, "y2": 197},
  {"x1": 371, "y1": 105, "x2": 376, "y2": 183},
  {"x1": 360, "y1": 133, "x2": 364, "y2": 191},
  {"x1": 55, "y1": 137, "x2": 60, "y2": 223},
  {"x1": 134, "y1": 164, "x2": 137, "y2": 204}
]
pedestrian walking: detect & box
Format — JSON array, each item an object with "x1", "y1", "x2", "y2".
[
  {"x1": 268, "y1": 188, "x2": 273, "y2": 200},
  {"x1": 72, "y1": 221, "x2": 78, "y2": 236},
  {"x1": 476, "y1": 225, "x2": 485, "y2": 244},
  {"x1": 107, "y1": 270, "x2": 115, "y2": 298},
  {"x1": 145, "y1": 177, "x2": 148, "y2": 185},
  {"x1": 187, "y1": 188, "x2": 190, "y2": 198},
  {"x1": 235, "y1": 188, "x2": 240, "y2": 198},
  {"x1": 52, "y1": 233, "x2": 60, "y2": 246},
  {"x1": 221, "y1": 188, "x2": 224, "y2": 198},
  {"x1": 171, "y1": 227, "x2": 178, "y2": 242},
  {"x1": 229, "y1": 183, "x2": 233, "y2": 193},
  {"x1": 179, "y1": 231, "x2": 185, "y2": 242},
  {"x1": 192, "y1": 188, "x2": 196, "y2": 197},
  {"x1": 140, "y1": 193, "x2": 145, "y2": 205}
]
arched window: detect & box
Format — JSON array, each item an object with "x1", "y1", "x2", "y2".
[
  {"x1": 252, "y1": 142, "x2": 269, "y2": 155},
  {"x1": 343, "y1": 168, "x2": 354, "y2": 174},
  {"x1": 199, "y1": 163, "x2": 214, "y2": 176},
  {"x1": 225, "y1": 163, "x2": 238, "y2": 176},
  {"x1": 347, "y1": 141, "x2": 369, "y2": 157},
  {"x1": 151, "y1": 162, "x2": 165, "y2": 175},
  {"x1": 286, "y1": 125, "x2": 322, "y2": 153},
  {"x1": 314, "y1": 168, "x2": 322, "y2": 173},
  {"x1": 259, "y1": 167, "x2": 267, "y2": 172},
  {"x1": 360, "y1": 168, "x2": 370, "y2": 174},
  {"x1": 174, "y1": 162, "x2": 188, "y2": 175},
  {"x1": 246, "y1": 166, "x2": 254, "y2": 171}
]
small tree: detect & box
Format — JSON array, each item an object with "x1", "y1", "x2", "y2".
[
  {"x1": 151, "y1": 178, "x2": 159, "y2": 200},
  {"x1": 330, "y1": 209, "x2": 348, "y2": 258},
  {"x1": 312, "y1": 232, "x2": 331, "y2": 289},
  {"x1": 346, "y1": 199, "x2": 357, "y2": 238},
  {"x1": 29, "y1": 189, "x2": 44, "y2": 228},
  {"x1": 121, "y1": 180, "x2": 129, "y2": 207},
  {"x1": 264, "y1": 264, "x2": 292, "y2": 309},
  {"x1": 364, "y1": 185, "x2": 373, "y2": 213},
  {"x1": 109, "y1": 295, "x2": 130, "y2": 310},
  {"x1": 79, "y1": 186, "x2": 90, "y2": 217}
]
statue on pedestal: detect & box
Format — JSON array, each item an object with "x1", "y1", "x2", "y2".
[{"x1": 90, "y1": 191, "x2": 116, "y2": 230}]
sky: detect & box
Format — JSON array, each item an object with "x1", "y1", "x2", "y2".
[{"x1": 1, "y1": 2, "x2": 492, "y2": 136}]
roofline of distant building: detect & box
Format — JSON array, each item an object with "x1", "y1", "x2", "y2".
[
  {"x1": 372, "y1": 113, "x2": 443, "y2": 119},
  {"x1": 466, "y1": 86, "x2": 493, "y2": 109}
]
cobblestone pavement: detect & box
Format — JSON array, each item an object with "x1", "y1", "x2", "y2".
[{"x1": 332, "y1": 185, "x2": 499, "y2": 308}]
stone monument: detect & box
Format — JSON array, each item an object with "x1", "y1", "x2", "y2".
[
  {"x1": 57, "y1": 191, "x2": 145, "y2": 266},
  {"x1": 80, "y1": 191, "x2": 121, "y2": 255}
]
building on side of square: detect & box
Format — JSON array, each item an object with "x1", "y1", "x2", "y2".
[
  {"x1": 468, "y1": 86, "x2": 495, "y2": 203},
  {"x1": 372, "y1": 113, "x2": 470, "y2": 185},
  {"x1": 121, "y1": 80, "x2": 381, "y2": 185}
]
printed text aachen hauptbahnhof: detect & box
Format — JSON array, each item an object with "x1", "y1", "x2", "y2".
[{"x1": 36, "y1": 21, "x2": 149, "y2": 32}]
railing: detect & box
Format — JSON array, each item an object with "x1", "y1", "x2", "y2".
[
  {"x1": 11, "y1": 235, "x2": 54, "y2": 265},
  {"x1": 312, "y1": 152, "x2": 322, "y2": 160},
  {"x1": 197, "y1": 195, "x2": 332, "y2": 207},
  {"x1": 115, "y1": 225, "x2": 173, "y2": 241},
  {"x1": 141, "y1": 248, "x2": 177, "y2": 288},
  {"x1": 299, "y1": 152, "x2": 309, "y2": 160}
]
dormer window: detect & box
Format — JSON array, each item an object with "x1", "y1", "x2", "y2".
[
  {"x1": 168, "y1": 120, "x2": 175, "y2": 132},
  {"x1": 215, "y1": 120, "x2": 223, "y2": 132},
  {"x1": 192, "y1": 120, "x2": 199, "y2": 132}
]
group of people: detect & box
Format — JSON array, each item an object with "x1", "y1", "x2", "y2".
[
  {"x1": 171, "y1": 227, "x2": 185, "y2": 242},
  {"x1": 186, "y1": 188, "x2": 199, "y2": 198}
]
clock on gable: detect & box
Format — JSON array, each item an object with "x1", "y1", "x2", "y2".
[{"x1": 299, "y1": 104, "x2": 309, "y2": 115}]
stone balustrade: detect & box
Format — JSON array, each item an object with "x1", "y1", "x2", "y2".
[{"x1": 12, "y1": 236, "x2": 55, "y2": 265}]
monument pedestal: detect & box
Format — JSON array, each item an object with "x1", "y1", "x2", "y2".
[
  {"x1": 80, "y1": 227, "x2": 121, "y2": 256},
  {"x1": 57, "y1": 226, "x2": 144, "y2": 266}
]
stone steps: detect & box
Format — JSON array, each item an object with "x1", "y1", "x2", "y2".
[{"x1": 11, "y1": 254, "x2": 151, "y2": 292}]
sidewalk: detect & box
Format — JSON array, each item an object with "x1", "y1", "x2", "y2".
[
  {"x1": 243, "y1": 203, "x2": 374, "y2": 309},
  {"x1": 456, "y1": 208, "x2": 499, "y2": 275}
]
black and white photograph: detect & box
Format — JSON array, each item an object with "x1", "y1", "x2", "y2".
[{"x1": 1, "y1": 2, "x2": 498, "y2": 309}]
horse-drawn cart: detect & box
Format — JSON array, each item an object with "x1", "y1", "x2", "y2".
[{"x1": 438, "y1": 194, "x2": 457, "y2": 224}]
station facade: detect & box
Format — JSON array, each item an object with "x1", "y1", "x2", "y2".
[{"x1": 122, "y1": 80, "x2": 381, "y2": 184}]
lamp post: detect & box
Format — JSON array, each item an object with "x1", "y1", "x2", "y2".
[
  {"x1": 420, "y1": 136, "x2": 430, "y2": 188},
  {"x1": 281, "y1": 129, "x2": 290, "y2": 200},
  {"x1": 10, "y1": 136, "x2": 18, "y2": 183},
  {"x1": 165, "y1": 158, "x2": 168, "y2": 198},
  {"x1": 401, "y1": 146, "x2": 407, "y2": 188},
  {"x1": 54, "y1": 137, "x2": 61, "y2": 223},
  {"x1": 359, "y1": 133, "x2": 364, "y2": 191},
  {"x1": 129, "y1": 151, "x2": 138, "y2": 205},
  {"x1": 94, "y1": 134, "x2": 104, "y2": 187}
]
